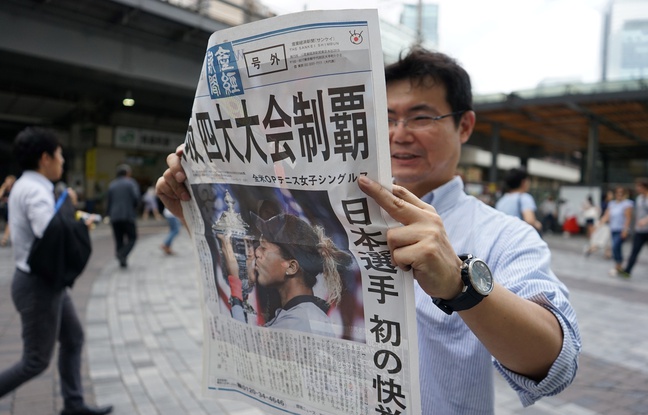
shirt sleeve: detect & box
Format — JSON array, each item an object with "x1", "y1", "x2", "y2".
[
  {"x1": 493, "y1": 292, "x2": 581, "y2": 406},
  {"x1": 489, "y1": 225, "x2": 582, "y2": 406},
  {"x1": 26, "y1": 188, "x2": 55, "y2": 238},
  {"x1": 521, "y1": 193, "x2": 538, "y2": 212}
]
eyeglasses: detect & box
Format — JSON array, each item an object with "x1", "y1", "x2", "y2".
[{"x1": 387, "y1": 111, "x2": 466, "y2": 131}]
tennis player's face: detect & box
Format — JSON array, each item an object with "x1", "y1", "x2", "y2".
[{"x1": 254, "y1": 238, "x2": 290, "y2": 287}]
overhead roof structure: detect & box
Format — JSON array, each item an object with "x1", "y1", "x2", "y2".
[
  {"x1": 472, "y1": 80, "x2": 648, "y2": 162},
  {"x1": 0, "y1": 0, "x2": 229, "y2": 128}
]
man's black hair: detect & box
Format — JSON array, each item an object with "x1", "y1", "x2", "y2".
[
  {"x1": 384, "y1": 47, "x2": 473, "y2": 127},
  {"x1": 503, "y1": 167, "x2": 529, "y2": 192},
  {"x1": 13, "y1": 127, "x2": 60, "y2": 172}
]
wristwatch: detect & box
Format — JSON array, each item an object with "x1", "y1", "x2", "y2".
[{"x1": 433, "y1": 254, "x2": 494, "y2": 315}]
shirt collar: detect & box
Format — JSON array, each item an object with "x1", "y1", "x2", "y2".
[
  {"x1": 22, "y1": 170, "x2": 55, "y2": 193},
  {"x1": 419, "y1": 176, "x2": 465, "y2": 214},
  {"x1": 282, "y1": 295, "x2": 330, "y2": 314}
]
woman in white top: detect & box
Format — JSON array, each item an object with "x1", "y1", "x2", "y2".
[{"x1": 581, "y1": 195, "x2": 600, "y2": 238}]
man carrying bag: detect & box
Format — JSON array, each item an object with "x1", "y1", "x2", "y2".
[{"x1": 0, "y1": 127, "x2": 112, "y2": 415}]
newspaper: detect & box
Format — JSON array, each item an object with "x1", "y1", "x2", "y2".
[{"x1": 179, "y1": 9, "x2": 421, "y2": 415}]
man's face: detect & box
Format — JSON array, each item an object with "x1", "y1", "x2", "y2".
[
  {"x1": 386, "y1": 79, "x2": 474, "y2": 197},
  {"x1": 254, "y1": 237, "x2": 290, "y2": 287},
  {"x1": 42, "y1": 146, "x2": 64, "y2": 182}
]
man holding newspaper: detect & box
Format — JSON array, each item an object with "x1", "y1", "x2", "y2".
[{"x1": 156, "y1": 48, "x2": 580, "y2": 414}]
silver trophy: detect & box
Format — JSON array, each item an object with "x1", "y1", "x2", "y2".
[{"x1": 212, "y1": 191, "x2": 256, "y2": 315}]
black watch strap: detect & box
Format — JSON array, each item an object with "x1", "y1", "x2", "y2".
[
  {"x1": 432, "y1": 254, "x2": 489, "y2": 315},
  {"x1": 432, "y1": 287, "x2": 485, "y2": 315}
]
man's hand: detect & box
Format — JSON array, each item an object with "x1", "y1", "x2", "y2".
[
  {"x1": 156, "y1": 144, "x2": 190, "y2": 220},
  {"x1": 66, "y1": 187, "x2": 79, "y2": 206},
  {"x1": 358, "y1": 176, "x2": 463, "y2": 300},
  {"x1": 360, "y1": 176, "x2": 564, "y2": 379}
]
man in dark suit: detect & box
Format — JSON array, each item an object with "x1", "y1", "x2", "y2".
[{"x1": 106, "y1": 164, "x2": 140, "y2": 268}]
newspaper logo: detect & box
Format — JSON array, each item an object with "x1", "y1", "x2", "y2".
[
  {"x1": 244, "y1": 44, "x2": 288, "y2": 78},
  {"x1": 349, "y1": 30, "x2": 363, "y2": 45},
  {"x1": 206, "y1": 43, "x2": 244, "y2": 99}
]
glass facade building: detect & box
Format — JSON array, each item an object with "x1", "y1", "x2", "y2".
[{"x1": 603, "y1": 0, "x2": 648, "y2": 81}]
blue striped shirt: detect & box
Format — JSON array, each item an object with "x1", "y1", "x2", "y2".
[{"x1": 416, "y1": 176, "x2": 581, "y2": 414}]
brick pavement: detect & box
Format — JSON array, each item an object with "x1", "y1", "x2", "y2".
[
  {"x1": 1, "y1": 223, "x2": 647, "y2": 415},
  {"x1": 494, "y1": 233, "x2": 648, "y2": 415}
]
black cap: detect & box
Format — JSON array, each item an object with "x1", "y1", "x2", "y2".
[{"x1": 251, "y1": 213, "x2": 322, "y2": 276}]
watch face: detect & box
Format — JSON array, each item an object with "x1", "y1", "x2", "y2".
[{"x1": 469, "y1": 259, "x2": 494, "y2": 296}]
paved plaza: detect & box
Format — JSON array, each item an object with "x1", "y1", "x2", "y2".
[{"x1": 1, "y1": 221, "x2": 647, "y2": 415}]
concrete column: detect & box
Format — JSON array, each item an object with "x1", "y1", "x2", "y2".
[
  {"x1": 489, "y1": 123, "x2": 500, "y2": 184},
  {"x1": 586, "y1": 119, "x2": 599, "y2": 186}
]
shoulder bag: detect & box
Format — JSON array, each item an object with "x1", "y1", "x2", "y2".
[{"x1": 27, "y1": 189, "x2": 92, "y2": 289}]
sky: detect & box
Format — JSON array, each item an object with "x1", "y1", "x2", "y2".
[{"x1": 258, "y1": 0, "x2": 611, "y2": 95}]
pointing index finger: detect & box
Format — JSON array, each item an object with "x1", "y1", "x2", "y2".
[{"x1": 358, "y1": 176, "x2": 418, "y2": 225}]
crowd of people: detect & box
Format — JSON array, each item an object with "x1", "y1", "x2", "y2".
[
  {"x1": 597, "y1": 180, "x2": 648, "y2": 278},
  {"x1": 491, "y1": 169, "x2": 647, "y2": 280}
]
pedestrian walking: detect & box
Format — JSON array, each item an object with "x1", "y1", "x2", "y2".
[
  {"x1": 582, "y1": 195, "x2": 600, "y2": 239},
  {"x1": 142, "y1": 186, "x2": 162, "y2": 220},
  {"x1": 106, "y1": 164, "x2": 140, "y2": 268},
  {"x1": 0, "y1": 174, "x2": 16, "y2": 247},
  {"x1": 598, "y1": 186, "x2": 634, "y2": 276},
  {"x1": 0, "y1": 127, "x2": 112, "y2": 415},
  {"x1": 495, "y1": 167, "x2": 543, "y2": 233},
  {"x1": 539, "y1": 194, "x2": 558, "y2": 234},
  {"x1": 160, "y1": 207, "x2": 181, "y2": 255},
  {"x1": 620, "y1": 178, "x2": 648, "y2": 277}
]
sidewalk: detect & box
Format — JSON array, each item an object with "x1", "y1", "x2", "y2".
[
  {"x1": 1, "y1": 224, "x2": 647, "y2": 415},
  {"x1": 494, "y1": 232, "x2": 648, "y2": 415}
]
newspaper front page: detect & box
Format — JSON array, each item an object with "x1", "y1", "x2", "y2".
[{"x1": 179, "y1": 9, "x2": 421, "y2": 415}]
